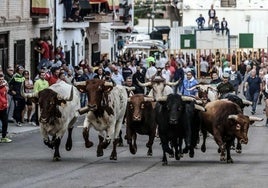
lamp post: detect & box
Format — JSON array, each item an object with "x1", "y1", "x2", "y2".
[
  {"x1": 147, "y1": 13, "x2": 151, "y2": 34},
  {"x1": 151, "y1": 13, "x2": 155, "y2": 31}
]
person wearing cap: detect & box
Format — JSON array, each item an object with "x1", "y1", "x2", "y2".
[
  {"x1": 217, "y1": 72, "x2": 235, "y2": 98},
  {"x1": 8, "y1": 66, "x2": 25, "y2": 127}
]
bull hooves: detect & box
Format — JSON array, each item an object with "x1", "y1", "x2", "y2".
[
  {"x1": 85, "y1": 141, "x2": 94, "y2": 148},
  {"x1": 110, "y1": 155, "x2": 117, "y2": 160},
  {"x1": 227, "y1": 159, "x2": 234, "y2": 163},
  {"x1": 189, "y1": 152, "x2": 194, "y2": 158},
  {"x1": 117, "y1": 142, "x2": 124, "y2": 147},
  {"x1": 175, "y1": 155, "x2": 180, "y2": 160},
  {"x1": 236, "y1": 149, "x2": 242, "y2": 154},
  {"x1": 201, "y1": 146, "x2": 206, "y2": 153},
  {"x1": 130, "y1": 149, "x2": 137, "y2": 155},
  {"x1": 97, "y1": 151, "x2": 104, "y2": 157},
  {"x1": 147, "y1": 152, "x2": 153, "y2": 156},
  {"x1": 65, "y1": 145, "x2": 72, "y2": 151},
  {"x1": 162, "y1": 161, "x2": 168, "y2": 166},
  {"x1": 169, "y1": 154, "x2": 174, "y2": 158},
  {"x1": 53, "y1": 156, "x2": 61, "y2": 161}
]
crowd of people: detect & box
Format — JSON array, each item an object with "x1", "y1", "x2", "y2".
[{"x1": 0, "y1": 43, "x2": 267, "y2": 143}]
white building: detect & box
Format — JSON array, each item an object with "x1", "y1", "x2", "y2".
[{"x1": 180, "y1": 0, "x2": 268, "y2": 48}]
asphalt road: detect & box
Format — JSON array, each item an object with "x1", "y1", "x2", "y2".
[{"x1": 1, "y1": 103, "x2": 268, "y2": 188}]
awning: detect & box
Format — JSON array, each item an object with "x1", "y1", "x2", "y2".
[{"x1": 31, "y1": 0, "x2": 49, "y2": 15}]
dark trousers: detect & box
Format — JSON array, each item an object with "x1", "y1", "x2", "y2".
[
  {"x1": 64, "y1": 0, "x2": 72, "y2": 19},
  {"x1": 222, "y1": 28, "x2": 229, "y2": 35},
  {"x1": 13, "y1": 97, "x2": 25, "y2": 123},
  {"x1": 0, "y1": 109, "x2": 8, "y2": 138}
]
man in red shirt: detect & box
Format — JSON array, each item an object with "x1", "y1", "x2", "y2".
[{"x1": 34, "y1": 38, "x2": 51, "y2": 71}]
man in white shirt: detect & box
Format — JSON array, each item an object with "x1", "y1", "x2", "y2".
[
  {"x1": 145, "y1": 57, "x2": 157, "y2": 82},
  {"x1": 161, "y1": 63, "x2": 171, "y2": 82},
  {"x1": 112, "y1": 67, "x2": 124, "y2": 85}
]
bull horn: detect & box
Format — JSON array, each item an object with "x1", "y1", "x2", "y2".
[
  {"x1": 21, "y1": 81, "x2": 39, "y2": 98},
  {"x1": 242, "y1": 99, "x2": 252, "y2": 106},
  {"x1": 124, "y1": 86, "x2": 136, "y2": 91},
  {"x1": 156, "y1": 96, "x2": 167, "y2": 102},
  {"x1": 181, "y1": 95, "x2": 196, "y2": 102},
  {"x1": 166, "y1": 80, "x2": 180, "y2": 86},
  {"x1": 73, "y1": 81, "x2": 86, "y2": 86},
  {"x1": 228, "y1": 115, "x2": 238, "y2": 120},
  {"x1": 144, "y1": 97, "x2": 155, "y2": 102},
  {"x1": 104, "y1": 81, "x2": 114, "y2": 87},
  {"x1": 194, "y1": 104, "x2": 206, "y2": 112},
  {"x1": 195, "y1": 99, "x2": 203, "y2": 105},
  {"x1": 78, "y1": 106, "x2": 90, "y2": 115},
  {"x1": 208, "y1": 86, "x2": 218, "y2": 91},
  {"x1": 137, "y1": 79, "x2": 151, "y2": 87},
  {"x1": 57, "y1": 86, "x2": 73, "y2": 101},
  {"x1": 187, "y1": 84, "x2": 200, "y2": 91},
  {"x1": 249, "y1": 116, "x2": 263, "y2": 121}
]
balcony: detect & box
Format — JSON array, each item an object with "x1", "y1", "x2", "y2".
[{"x1": 62, "y1": 20, "x2": 90, "y2": 29}]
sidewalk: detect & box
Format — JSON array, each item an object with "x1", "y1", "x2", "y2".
[{"x1": 7, "y1": 121, "x2": 40, "y2": 135}]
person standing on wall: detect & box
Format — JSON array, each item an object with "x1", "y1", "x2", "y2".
[
  {"x1": 208, "y1": 4, "x2": 216, "y2": 27},
  {"x1": 34, "y1": 38, "x2": 51, "y2": 71}
]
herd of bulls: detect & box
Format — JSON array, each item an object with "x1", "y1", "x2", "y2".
[{"x1": 21, "y1": 77, "x2": 263, "y2": 165}]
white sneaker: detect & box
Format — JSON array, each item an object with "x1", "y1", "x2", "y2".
[
  {"x1": 30, "y1": 122, "x2": 37, "y2": 126},
  {"x1": 16, "y1": 122, "x2": 22, "y2": 127}
]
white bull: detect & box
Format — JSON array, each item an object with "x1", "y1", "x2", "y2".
[
  {"x1": 75, "y1": 79, "x2": 128, "y2": 160},
  {"x1": 21, "y1": 81, "x2": 81, "y2": 161}
]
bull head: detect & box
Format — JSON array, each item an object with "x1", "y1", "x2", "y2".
[
  {"x1": 21, "y1": 82, "x2": 39, "y2": 99},
  {"x1": 137, "y1": 79, "x2": 152, "y2": 87},
  {"x1": 128, "y1": 95, "x2": 154, "y2": 121},
  {"x1": 74, "y1": 81, "x2": 87, "y2": 93}
]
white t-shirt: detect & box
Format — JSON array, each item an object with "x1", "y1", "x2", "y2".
[{"x1": 263, "y1": 74, "x2": 268, "y2": 93}]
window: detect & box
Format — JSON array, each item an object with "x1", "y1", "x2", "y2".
[
  {"x1": 221, "y1": 0, "x2": 236, "y2": 8},
  {"x1": 14, "y1": 40, "x2": 25, "y2": 67}
]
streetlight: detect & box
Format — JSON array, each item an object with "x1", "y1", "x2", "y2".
[
  {"x1": 147, "y1": 13, "x2": 151, "y2": 34},
  {"x1": 151, "y1": 13, "x2": 155, "y2": 31}
]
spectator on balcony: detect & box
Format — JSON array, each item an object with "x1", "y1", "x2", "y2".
[
  {"x1": 196, "y1": 14, "x2": 205, "y2": 29},
  {"x1": 63, "y1": 0, "x2": 73, "y2": 22},
  {"x1": 208, "y1": 4, "x2": 216, "y2": 26},
  {"x1": 221, "y1": 17, "x2": 229, "y2": 36}
]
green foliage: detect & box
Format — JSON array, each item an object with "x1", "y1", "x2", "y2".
[{"x1": 134, "y1": 17, "x2": 139, "y2": 26}]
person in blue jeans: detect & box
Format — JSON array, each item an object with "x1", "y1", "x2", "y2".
[{"x1": 244, "y1": 69, "x2": 262, "y2": 115}]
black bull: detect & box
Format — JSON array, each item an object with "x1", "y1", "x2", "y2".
[{"x1": 155, "y1": 94, "x2": 201, "y2": 165}]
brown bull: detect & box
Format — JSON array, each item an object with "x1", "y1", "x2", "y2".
[
  {"x1": 126, "y1": 94, "x2": 156, "y2": 156},
  {"x1": 199, "y1": 100, "x2": 263, "y2": 163}
]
